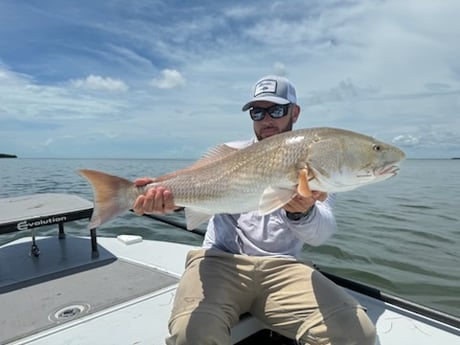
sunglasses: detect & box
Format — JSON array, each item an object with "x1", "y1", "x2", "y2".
[{"x1": 249, "y1": 104, "x2": 291, "y2": 121}]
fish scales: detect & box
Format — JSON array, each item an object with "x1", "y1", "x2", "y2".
[{"x1": 154, "y1": 137, "x2": 302, "y2": 211}]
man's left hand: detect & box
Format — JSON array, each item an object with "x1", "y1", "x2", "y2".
[{"x1": 283, "y1": 191, "x2": 327, "y2": 214}]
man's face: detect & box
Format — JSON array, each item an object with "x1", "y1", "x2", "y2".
[{"x1": 251, "y1": 101, "x2": 300, "y2": 140}]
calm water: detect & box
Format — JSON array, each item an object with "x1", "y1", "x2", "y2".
[{"x1": 0, "y1": 158, "x2": 459, "y2": 317}]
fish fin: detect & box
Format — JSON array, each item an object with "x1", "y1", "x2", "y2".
[
  {"x1": 79, "y1": 169, "x2": 137, "y2": 228},
  {"x1": 258, "y1": 187, "x2": 297, "y2": 215},
  {"x1": 297, "y1": 168, "x2": 313, "y2": 198},
  {"x1": 154, "y1": 144, "x2": 240, "y2": 182},
  {"x1": 189, "y1": 144, "x2": 240, "y2": 169},
  {"x1": 202, "y1": 144, "x2": 240, "y2": 161},
  {"x1": 184, "y1": 208, "x2": 212, "y2": 230}
]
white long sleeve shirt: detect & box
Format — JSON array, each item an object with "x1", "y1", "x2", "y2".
[{"x1": 202, "y1": 138, "x2": 337, "y2": 258}]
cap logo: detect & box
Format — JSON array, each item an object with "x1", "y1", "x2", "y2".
[{"x1": 254, "y1": 79, "x2": 277, "y2": 96}]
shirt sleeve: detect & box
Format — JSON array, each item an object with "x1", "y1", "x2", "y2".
[{"x1": 281, "y1": 193, "x2": 337, "y2": 246}]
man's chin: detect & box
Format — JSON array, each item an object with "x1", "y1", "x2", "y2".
[{"x1": 260, "y1": 128, "x2": 280, "y2": 138}]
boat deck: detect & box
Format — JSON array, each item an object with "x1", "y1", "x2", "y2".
[
  {"x1": 0, "y1": 193, "x2": 459, "y2": 344},
  {"x1": 1, "y1": 236, "x2": 458, "y2": 345}
]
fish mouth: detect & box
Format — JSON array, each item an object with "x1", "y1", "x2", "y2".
[{"x1": 375, "y1": 164, "x2": 400, "y2": 177}]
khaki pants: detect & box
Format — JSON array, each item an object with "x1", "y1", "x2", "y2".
[{"x1": 166, "y1": 249, "x2": 376, "y2": 345}]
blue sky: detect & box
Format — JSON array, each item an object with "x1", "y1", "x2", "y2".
[{"x1": 0, "y1": 0, "x2": 459, "y2": 159}]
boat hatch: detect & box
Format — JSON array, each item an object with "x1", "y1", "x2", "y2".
[{"x1": 0, "y1": 193, "x2": 97, "y2": 257}]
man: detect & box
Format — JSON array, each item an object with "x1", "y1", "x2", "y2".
[{"x1": 133, "y1": 76, "x2": 376, "y2": 345}]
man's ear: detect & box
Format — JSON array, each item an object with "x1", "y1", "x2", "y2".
[{"x1": 292, "y1": 105, "x2": 301, "y2": 123}]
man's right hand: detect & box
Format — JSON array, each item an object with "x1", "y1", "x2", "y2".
[{"x1": 132, "y1": 178, "x2": 177, "y2": 215}]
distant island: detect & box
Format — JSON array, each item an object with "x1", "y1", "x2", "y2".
[{"x1": 0, "y1": 153, "x2": 17, "y2": 158}]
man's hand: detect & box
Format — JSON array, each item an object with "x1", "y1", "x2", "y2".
[
  {"x1": 132, "y1": 178, "x2": 177, "y2": 215},
  {"x1": 283, "y1": 191, "x2": 327, "y2": 214}
]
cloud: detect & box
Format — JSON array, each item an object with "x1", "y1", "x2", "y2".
[
  {"x1": 151, "y1": 69, "x2": 186, "y2": 89},
  {"x1": 393, "y1": 125, "x2": 460, "y2": 151},
  {"x1": 0, "y1": 65, "x2": 131, "y2": 128},
  {"x1": 70, "y1": 75, "x2": 129, "y2": 92},
  {"x1": 273, "y1": 62, "x2": 287, "y2": 76},
  {"x1": 43, "y1": 138, "x2": 54, "y2": 146},
  {"x1": 392, "y1": 134, "x2": 419, "y2": 147}
]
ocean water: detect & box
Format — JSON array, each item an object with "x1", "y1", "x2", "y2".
[{"x1": 0, "y1": 158, "x2": 459, "y2": 317}]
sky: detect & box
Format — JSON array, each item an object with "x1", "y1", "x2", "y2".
[{"x1": 0, "y1": 0, "x2": 459, "y2": 159}]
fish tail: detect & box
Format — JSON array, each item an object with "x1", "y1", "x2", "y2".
[{"x1": 79, "y1": 169, "x2": 139, "y2": 228}]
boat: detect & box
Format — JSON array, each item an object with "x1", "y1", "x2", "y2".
[{"x1": 0, "y1": 193, "x2": 459, "y2": 344}]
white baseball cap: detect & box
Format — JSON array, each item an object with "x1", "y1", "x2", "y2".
[{"x1": 242, "y1": 75, "x2": 297, "y2": 111}]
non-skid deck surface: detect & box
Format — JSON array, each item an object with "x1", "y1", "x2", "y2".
[
  {"x1": 0, "y1": 236, "x2": 114, "y2": 292},
  {"x1": 0, "y1": 238, "x2": 178, "y2": 344},
  {"x1": 0, "y1": 193, "x2": 93, "y2": 225},
  {"x1": 0, "y1": 193, "x2": 93, "y2": 234}
]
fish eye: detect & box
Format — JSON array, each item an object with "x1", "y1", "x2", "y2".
[{"x1": 373, "y1": 144, "x2": 382, "y2": 152}]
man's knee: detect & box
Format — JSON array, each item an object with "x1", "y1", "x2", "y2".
[
  {"x1": 345, "y1": 307, "x2": 376, "y2": 345},
  {"x1": 300, "y1": 307, "x2": 376, "y2": 345},
  {"x1": 166, "y1": 312, "x2": 232, "y2": 345}
]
